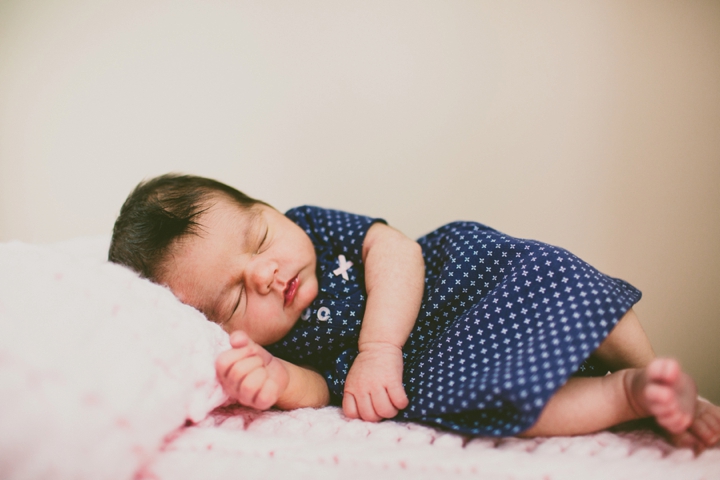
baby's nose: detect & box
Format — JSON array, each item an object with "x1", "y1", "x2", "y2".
[{"x1": 248, "y1": 259, "x2": 277, "y2": 294}]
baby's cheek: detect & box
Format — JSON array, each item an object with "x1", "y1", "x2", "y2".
[
  {"x1": 223, "y1": 317, "x2": 245, "y2": 336},
  {"x1": 240, "y1": 307, "x2": 280, "y2": 345},
  {"x1": 302, "y1": 275, "x2": 320, "y2": 307}
]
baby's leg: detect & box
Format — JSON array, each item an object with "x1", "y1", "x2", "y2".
[
  {"x1": 591, "y1": 308, "x2": 655, "y2": 371},
  {"x1": 519, "y1": 359, "x2": 712, "y2": 445}
]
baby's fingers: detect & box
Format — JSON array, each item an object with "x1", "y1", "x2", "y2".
[
  {"x1": 229, "y1": 330, "x2": 250, "y2": 348},
  {"x1": 356, "y1": 393, "x2": 384, "y2": 422},
  {"x1": 254, "y1": 378, "x2": 281, "y2": 411},
  {"x1": 370, "y1": 390, "x2": 399, "y2": 419},
  {"x1": 215, "y1": 346, "x2": 257, "y2": 379},
  {"x1": 343, "y1": 393, "x2": 360, "y2": 420},
  {"x1": 387, "y1": 384, "x2": 409, "y2": 410},
  {"x1": 228, "y1": 332, "x2": 274, "y2": 366},
  {"x1": 236, "y1": 366, "x2": 268, "y2": 407},
  {"x1": 221, "y1": 355, "x2": 264, "y2": 398},
  {"x1": 252, "y1": 344, "x2": 275, "y2": 366}
]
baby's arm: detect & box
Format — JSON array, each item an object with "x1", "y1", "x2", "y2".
[
  {"x1": 216, "y1": 331, "x2": 329, "y2": 410},
  {"x1": 343, "y1": 222, "x2": 425, "y2": 422}
]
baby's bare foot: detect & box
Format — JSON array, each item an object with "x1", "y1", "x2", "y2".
[
  {"x1": 687, "y1": 399, "x2": 720, "y2": 453},
  {"x1": 669, "y1": 399, "x2": 720, "y2": 453},
  {"x1": 625, "y1": 358, "x2": 697, "y2": 435},
  {"x1": 691, "y1": 399, "x2": 720, "y2": 447}
]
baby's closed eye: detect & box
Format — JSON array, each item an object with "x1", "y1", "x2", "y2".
[
  {"x1": 227, "y1": 284, "x2": 245, "y2": 323},
  {"x1": 255, "y1": 226, "x2": 269, "y2": 254}
]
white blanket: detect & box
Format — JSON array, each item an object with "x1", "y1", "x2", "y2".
[
  {"x1": 0, "y1": 238, "x2": 718, "y2": 480},
  {"x1": 0, "y1": 239, "x2": 229, "y2": 479}
]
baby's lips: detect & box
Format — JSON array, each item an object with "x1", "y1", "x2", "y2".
[{"x1": 283, "y1": 275, "x2": 299, "y2": 306}]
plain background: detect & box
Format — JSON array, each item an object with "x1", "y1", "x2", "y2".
[{"x1": 1, "y1": 1, "x2": 718, "y2": 404}]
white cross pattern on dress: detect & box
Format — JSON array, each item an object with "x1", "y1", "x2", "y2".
[{"x1": 333, "y1": 254, "x2": 353, "y2": 280}]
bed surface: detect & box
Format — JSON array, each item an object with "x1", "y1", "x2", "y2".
[
  {"x1": 145, "y1": 405, "x2": 719, "y2": 480},
  {"x1": 0, "y1": 238, "x2": 718, "y2": 480}
]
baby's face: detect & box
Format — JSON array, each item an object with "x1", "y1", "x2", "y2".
[{"x1": 159, "y1": 197, "x2": 318, "y2": 345}]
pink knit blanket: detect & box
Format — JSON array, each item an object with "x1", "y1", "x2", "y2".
[{"x1": 143, "y1": 405, "x2": 720, "y2": 480}]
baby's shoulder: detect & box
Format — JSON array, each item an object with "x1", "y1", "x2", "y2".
[
  {"x1": 419, "y1": 220, "x2": 497, "y2": 240},
  {"x1": 284, "y1": 205, "x2": 358, "y2": 226},
  {"x1": 285, "y1": 205, "x2": 383, "y2": 257}
]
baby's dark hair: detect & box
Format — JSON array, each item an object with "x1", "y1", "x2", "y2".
[{"x1": 108, "y1": 173, "x2": 267, "y2": 281}]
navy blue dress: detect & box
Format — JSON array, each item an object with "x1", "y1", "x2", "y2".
[{"x1": 266, "y1": 206, "x2": 641, "y2": 436}]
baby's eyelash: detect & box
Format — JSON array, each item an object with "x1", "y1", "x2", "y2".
[
  {"x1": 257, "y1": 227, "x2": 269, "y2": 253},
  {"x1": 230, "y1": 284, "x2": 244, "y2": 321}
]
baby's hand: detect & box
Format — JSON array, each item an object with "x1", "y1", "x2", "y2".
[
  {"x1": 342, "y1": 342, "x2": 409, "y2": 422},
  {"x1": 215, "y1": 331, "x2": 289, "y2": 410}
]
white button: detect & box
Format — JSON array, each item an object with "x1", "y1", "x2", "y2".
[
  {"x1": 301, "y1": 308, "x2": 311, "y2": 321},
  {"x1": 317, "y1": 306, "x2": 331, "y2": 322}
]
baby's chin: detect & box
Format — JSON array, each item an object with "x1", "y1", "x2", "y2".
[
  {"x1": 300, "y1": 275, "x2": 319, "y2": 308},
  {"x1": 286, "y1": 310, "x2": 305, "y2": 332}
]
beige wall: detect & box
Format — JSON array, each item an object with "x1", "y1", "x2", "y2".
[{"x1": 1, "y1": 1, "x2": 718, "y2": 403}]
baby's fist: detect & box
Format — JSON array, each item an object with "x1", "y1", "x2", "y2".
[{"x1": 215, "y1": 331, "x2": 289, "y2": 410}]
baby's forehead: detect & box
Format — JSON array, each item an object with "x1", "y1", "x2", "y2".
[
  {"x1": 164, "y1": 197, "x2": 262, "y2": 264},
  {"x1": 158, "y1": 198, "x2": 263, "y2": 296},
  {"x1": 204, "y1": 195, "x2": 263, "y2": 230}
]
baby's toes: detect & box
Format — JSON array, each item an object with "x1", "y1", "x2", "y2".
[
  {"x1": 691, "y1": 402, "x2": 720, "y2": 447},
  {"x1": 658, "y1": 409, "x2": 693, "y2": 434},
  {"x1": 646, "y1": 358, "x2": 679, "y2": 385},
  {"x1": 668, "y1": 430, "x2": 705, "y2": 454},
  {"x1": 645, "y1": 384, "x2": 692, "y2": 433},
  {"x1": 644, "y1": 384, "x2": 673, "y2": 412}
]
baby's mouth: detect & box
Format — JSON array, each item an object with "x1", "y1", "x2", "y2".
[{"x1": 284, "y1": 275, "x2": 299, "y2": 307}]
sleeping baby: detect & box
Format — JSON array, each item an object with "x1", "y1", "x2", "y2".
[{"x1": 108, "y1": 173, "x2": 720, "y2": 452}]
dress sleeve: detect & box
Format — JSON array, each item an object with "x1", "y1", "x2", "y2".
[{"x1": 285, "y1": 205, "x2": 386, "y2": 265}]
